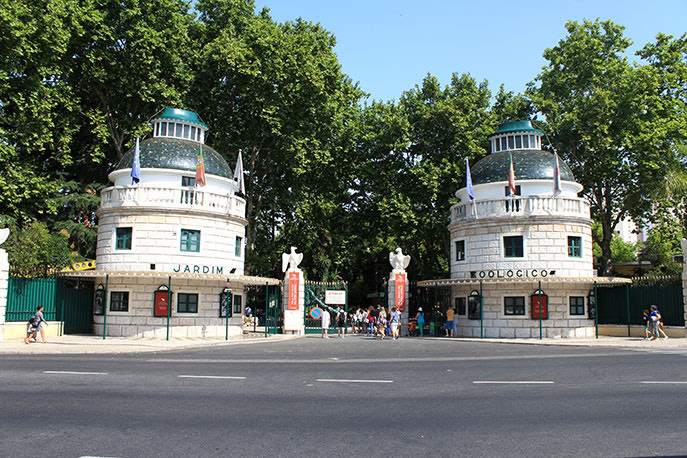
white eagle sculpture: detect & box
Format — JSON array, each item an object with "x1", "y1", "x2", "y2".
[
  {"x1": 389, "y1": 247, "x2": 411, "y2": 272},
  {"x1": 281, "y1": 246, "x2": 303, "y2": 273}
]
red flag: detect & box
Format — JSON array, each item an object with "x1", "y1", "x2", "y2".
[
  {"x1": 508, "y1": 151, "x2": 516, "y2": 196},
  {"x1": 196, "y1": 143, "x2": 206, "y2": 187}
]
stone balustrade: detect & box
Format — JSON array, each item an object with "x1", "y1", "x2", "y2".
[
  {"x1": 451, "y1": 196, "x2": 590, "y2": 224},
  {"x1": 100, "y1": 186, "x2": 246, "y2": 219}
]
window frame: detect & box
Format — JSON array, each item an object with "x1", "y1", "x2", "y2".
[
  {"x1": 504, "y1": 296, "x2": 525, "y2": 316},
  {"x1": 503, "y1": 235, "x2": 524, "y2": 258},
  {"x1": 115, "y1": 227, "x2": 132, "y2": 251},
  {"x1": 233, "y1": 294, "x2": 243, "y2": 314},
  {"x1": 569, "y1": 296, "x2": 585, "y2": 316},
  {"x1": 110, "y1": 291, "x2": 129, "y2": 312},
  {"x1": 455, "y1": 240, "x2": 465, "y2": 262},
  {"x1": 568, "y1": 236, "x2": 582, "y2": 258},
  {"x1": 177, "y1": 293, "x2": 198, "y2": 313},
  {"x1": 180, "y1": 229, "x2": 201, "y2": 252},
  {"x1": 235, "y1": 236, "x2": 243, "y2": 258}
]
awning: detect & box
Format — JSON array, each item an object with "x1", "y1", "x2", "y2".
[
  {"x1": 57, "y1": 270, "x2": 282, "y2": 286},
  {"x1": 417, "y1": 276, "x2": 631, "y2": 287}
]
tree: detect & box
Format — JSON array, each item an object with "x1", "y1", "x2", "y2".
[
  {"x1": 529, "y1": 20, "x2": 687, "y2": 275},
  {"x1": 4, "y1": 221, "x2": 75, "y2": 276}
]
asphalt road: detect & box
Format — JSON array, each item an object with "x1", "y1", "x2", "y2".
[{"x1": 2, "y1": 336, "x2": 687, "y2": 457}]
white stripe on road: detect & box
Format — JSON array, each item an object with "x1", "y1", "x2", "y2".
[
  {"x1": 178, "y1": 375, "x2": 246, "y2": 380},
  {"x1": 317, "y1": 378, "x2": 393, "y2": 384},
  {"x1": 640, "y1": 381, "x2": 687, "y2": 384},
  {"x1": 473, "y1": 380, "x2": 554, "y2": 385},
  {"x1": 44, "y1": 371, "x2": 108, "y2": 375}
]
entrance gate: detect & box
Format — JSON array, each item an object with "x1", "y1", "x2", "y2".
[
  {"x1": 245, "y1": 283, "x2": 283, "y2": 334},
  {"x1": 409, "y1": 283, "x2": 452, "y2": 335},
  {"x1": 6, "y1": 277, "x2": 93, "y2": 334},
  {"x1": 597, "y1": 279, "x2": 684, "y2": 328},
  {"x1": 304, "y1": 282, "x2": 347, "y2": 334}
]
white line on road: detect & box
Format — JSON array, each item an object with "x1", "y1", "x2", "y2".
[
  {"x1": 473, "y1": 381, "x2": 555, "y2": 384},
  {"x1": 178, "y1": 375, "x2": 246, "y2": 380},
  {"x1": 316, "y1": 378, "x2": 393, "y2": 384},
  {"x1": 640, "y1": 381, "x2": 687, "y2": 384},
  {"x1": 44, "y1": 371, "x2": 108, "y2": 375}
]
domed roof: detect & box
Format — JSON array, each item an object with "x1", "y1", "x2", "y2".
[
  {"x1": 153, "y1": 108, "x2": 209, "y2": 129},
  {"x1": 491, "y1": 120, "x2": 543, "y2": 136},
  {"x1": 471, "y1": 150, "x2": 575, "y2": 185},
  {"x1": 115, "y1": 137, "x2": 233, "y2": 178}
]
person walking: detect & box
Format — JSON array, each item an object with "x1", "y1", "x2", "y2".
[
  {"x1": 648, "y1": 305, "x2": 660, "y2": 341},
  {"x1": 657, "y1": 308, "x2": 669, "y2": 340},
  {"x1": 336, "y1": 306, "x2": 346, "y2": 338},
  {"x1": 390, "y1": 306, "x2": 401, "y2": 340},
  {"x1": 415, "y1": 308, "x2": 424, "y2": 337},
  {"x1": 445, "y1": 307, "x2": 455, "y2": 337},
  {"x1": 321, "y1": 308, "x2": 331, "y2": 339},
  {"x1": 33, "y1": 305, "x2": 48, "y2": 343},
  {"x1": 642, "y1": 309, "x2": 651, "y2": 340}
]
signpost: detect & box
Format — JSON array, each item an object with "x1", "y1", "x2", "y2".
[{"x1": 310, "y1": 307, "x2": 323, "y2": 320}]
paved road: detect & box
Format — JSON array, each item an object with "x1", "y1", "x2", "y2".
[{"x1": 2, "y1": 336, "x2": 687, "y2": 457}]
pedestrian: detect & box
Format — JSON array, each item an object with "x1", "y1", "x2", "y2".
[
  {"x1": 648, "y1": 305, "x2": 660, "y2": 341},
  {"x1": 23, "y1": 317, "x2": 38, "y2": 344},
  {"x1": 390, "y1": 306, "x2": 401, "y2": 340},
  {"x1": 321, "y1": 308, "x2": 331, "y2": 339},
  {"x1": 336, "y1": 306, "x2": 346, "y2": 338},
  {"x1": 33, "y1": 305, "x2": 48, "y2": 343},
  {"x1": 415, "y1": 307, "x2": 424, "y2": 337},
  {"x1": 453, "y1": 305, "x2": 459, "y2": 336},
  {"x1": 642, "y1": 310, "x2": 651, "y2": 340},
  {"x1": 377, "y1": 309, "x2": 388, "y2": 339},
  {"x1": 445, "y1": 307, "x2": 455, "y2": 337}
]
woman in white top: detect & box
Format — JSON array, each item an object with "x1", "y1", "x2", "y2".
[{"x1": 321, "y1": 309, "x2": 331, "y2": 339}]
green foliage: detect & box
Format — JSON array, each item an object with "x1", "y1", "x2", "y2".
[
  {"x1": 529, "y1": 20, "x2": 687, "y2": 275},
  {"x1": 591, "y1": 222, "x2": 638, "y2": 264},
  {"x1": 5, "y1": 221, "x2": 76, "y2": 276}
]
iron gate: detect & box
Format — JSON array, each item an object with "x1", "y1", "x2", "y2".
[
  {"x1": 245, "y1": 283, "x2": 283, "y2": 334},
  {"x1": 597, "y1": 280, "x2": 684, "y2": 327},
  {"x1": 304, "y1": 282, "x2": 347, "y2": 334}
]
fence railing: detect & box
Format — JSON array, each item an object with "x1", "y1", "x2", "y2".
[
  {"x1": 597, "y1": 282, "x2": 684, "y2": 327},
  {"x1": 100, "y1": 186, "x2": 246, "y2": 219},
  {"x1": 450, "y1": 195, "x2": 590, "y2": 223}
]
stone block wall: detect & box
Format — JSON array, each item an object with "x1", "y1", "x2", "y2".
[{"x1": 93, "y1": 276, "x2": 243, "y2": 337}]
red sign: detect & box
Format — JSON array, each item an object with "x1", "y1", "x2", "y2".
[
  {"x1": 532, "y1": 295, "x2": 548, "y2": 319},
  {"x1": 154, "y1": 291, "x2": 170, "y2": 317},
  {"x1": 288, "y1": 272, "x2": 300, "y2": 310},
  {"x1": 395, "y1": 273, "x2": 406, "y2": 311}
]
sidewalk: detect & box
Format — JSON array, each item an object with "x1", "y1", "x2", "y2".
[{"x1": 0, "y1": 333, "x2": 301, "y2": 355}]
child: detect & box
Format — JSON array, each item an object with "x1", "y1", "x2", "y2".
[
  {"x1": 642, "y1": 310, "x2": 651, "y2": 340},
  {"x1": 24, "y1": 317, "x2": 38, "y2": 344}
]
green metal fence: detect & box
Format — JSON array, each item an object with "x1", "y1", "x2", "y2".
[
  {"x1": 597, "y1": 281, "x2": 684, "y2": 327},
  {"x1": 6, "y1": 277, "x2": 94, "y2": 334},
  {"x1": 304, "y1": 283, "x2": 347, "y2": 334}
]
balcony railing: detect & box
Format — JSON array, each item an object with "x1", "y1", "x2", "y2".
[
  {"x1": 450, "y1": 196, "x2": 590, "y2": 224},
  {"x1": 100, "y1": 186, "x2": 246, "y2": 218}
]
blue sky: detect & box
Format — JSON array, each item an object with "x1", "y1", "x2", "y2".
[{"x1": 254, "y1": 0, "x2": 687, "y2": 103}]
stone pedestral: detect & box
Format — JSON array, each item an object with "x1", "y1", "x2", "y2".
[
  {"x1": 283, "y1": 270, "x2": 305, "y2": 335},
  {"x1": 0, "y1": 249, "x2": 8, "y2": 341},
  {"x1": 387, "y1": 272, "x2": 409, "y2": 336}
]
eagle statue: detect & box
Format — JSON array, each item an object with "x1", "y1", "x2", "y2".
[
  {"x1": 281, "y1": 246, "x2": 303, "y2": 273},
  {"x1": 389, "y1": 247, "x2": 411, "y2": 272}
]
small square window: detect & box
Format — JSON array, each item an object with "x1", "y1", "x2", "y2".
[
  {"x1": 455, "y1": 240, "x2": 465, "y2": 262},
  {"x1": 175, "y1": 123, "x2": 183, "y2": 137},
  {"x1": 568, "y1": 236, "x2": 582, "y2": 257},
  {"x1": 160, "y1": 123, "x2": 167, "y2": 136},
  {"x1": 501, "y1": 137, "x2": 507, "y2": 150},
  {"x1": 235, "y1": 236, "x2": 243, "y2": 257},
  {"x1": 110, "y1": 291, "x2": 129, "y2": 312},
  {"x1": 570, "y1": 296, "x2": 585, "y2": 315},
  {"x1": 178, "y1": 293, "x2": 198, "y2": 313},
  {"x1": 181, "y1": 229, "x2": 200, "y2": 252},
  {"x1": 508, "y1": 136, "x2": 515, "y2": 149},
  {"x1": 191, "y1": 126, "x2": 196, "y2": 140},
  {"x1": 503, "y1": 236, "x2": 523, "y2": 258},
  {"x1": 182, "y1": 176, "x2": 196, "y2": 187},
  {"x1": 504, "y1": 296, "x2": 525, "y2": 315},
  {"x1": 115, "y1": 227, "x2": 132, "y2": 250},
  {"x1": 183, "y1": 124, "x2": 190, "y2": 139},
  {"x1": 515, "y1": 136, "x2": 522, "y2": 148},
  {"x1": 522, "y1": 135, "x2": 529, "y2": 148}
]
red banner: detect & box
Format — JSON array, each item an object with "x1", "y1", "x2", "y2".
[
  {"x1": 395, "y1": 273, "x2": 406, "y2": 311},
  {"x1": 288, "y1": 272, "x2": 300, "y2": 310}
]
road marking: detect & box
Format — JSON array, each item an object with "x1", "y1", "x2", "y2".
[
  {"x1": 473, "y1": 380, "x2": 555, "y2": 385},
  {"x1": 44, "y1": 371, "x2": 108, "y2": 375},
  {"x1": 178, "y1": 375, "x2": 246, "y2": 380},
  {"x1": 640, "y1": 381, "x2": 687, "y2": 384},
  {"x1": 317, "y1": 378, "x2": 393, "y2": 384}
]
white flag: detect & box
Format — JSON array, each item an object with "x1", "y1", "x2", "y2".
[
  {"x1": 233, "y1": 150, "x2": 245, "y2": 195},
  {"x1": 553, "y1": 150, "x2": 562, "y2": 197}
]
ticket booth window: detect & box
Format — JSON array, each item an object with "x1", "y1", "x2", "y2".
[
  {"x1": 569, "y1": 296, "x2": 585, "y2": 315},
  {"x1": 177, "y1": 293, "x2": 198, "y2": 313},
  {"x1": 467, "y1": 291, "x2": 481, "y2": 320},
  {"x1": 455, "y1": 297, "x2": 466, "y2": 316},
  {"x1": 505, "y1": 296, "x2": 525, "y2": 315}
]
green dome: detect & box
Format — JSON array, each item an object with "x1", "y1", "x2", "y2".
[
  {"x1": 471, "y1": 150, "x2": 575, "y2": 185},
  {"x1": 153, "y1": 108, "x2": 209, "y2": 129},
  {"x1": 116, "y1": 138, "x2": 233, "y2": 178},
  {"x1": 492, "y1": 120, "x2": 543, "y2": 135}
]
